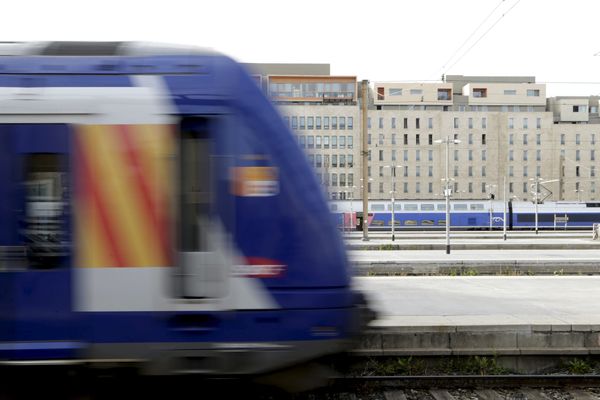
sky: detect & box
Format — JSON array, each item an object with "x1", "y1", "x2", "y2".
[{"x1": 3, "y1": 0, "x2": 600, "y2": 96}]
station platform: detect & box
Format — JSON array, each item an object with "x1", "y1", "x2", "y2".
[{"x1": 354, "y1": 277, "x2": 600, "y2": 369}]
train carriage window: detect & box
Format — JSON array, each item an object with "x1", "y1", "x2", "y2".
[
  {"x1": 23, "y1": 154, "x2": 69, "y2": 268},
  {"x1": 470, "y1": 204, "x2": 484, "y2": 210},
  {"x1": 370, "y1": 204, "x2": 385, "y2": 211},
  {"x1": 404, "y1": 220, "x2": 417, "y2": 226},
  {"x1": 453, "y1": 204, "x2": 468, "y2": 211},
  {"x1": 437, "y1": 204, "x2": 446, "y2": 211},
  {"x1": 421, "y1": 204, "x2": 434, "y2": 211},
  {"x1": 437, "y1": 219, "x2": 446, "y2": 226},
  {"x1": 404, "y1": 204, "x2": 418, "y2": 211},
  {"x1": 422, "y1": 219, "x2": 434, "y2": 225}
]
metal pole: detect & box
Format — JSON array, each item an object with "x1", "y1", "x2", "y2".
[
  {"x1": 445, "y1": 135, "x2": 450, "y2": 254},
  {"x1": 489, "y1": 195, "x2": 493, "y2": 231},
  {"x1": 391, "y1": 195, "x2": 395, "y2": 241},
  {"x1": 535, "y1": 177, "x2": 539, "y2": 235},
  {"x1": 503, "y1": 176, "x2": 507, "y2": 241},
  {"x1": 391, "y1": 166, "x2": 396, "y2": 241},
  {"x1": 350, "y1": 192, "x2": 354, "y2": 231},
  {"x1": 361, "y1": 80, "x2": 369, "y2": 241}
]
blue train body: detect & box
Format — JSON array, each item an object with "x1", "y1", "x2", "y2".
[{"x1": 0, "y1": 42, "x2": 368, "y2": 375}]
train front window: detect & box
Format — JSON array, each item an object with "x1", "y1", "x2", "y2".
[{"x1": 23, "y1": 154, "x2": 69, "y2": 268}]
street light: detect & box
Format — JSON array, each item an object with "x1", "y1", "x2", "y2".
[
  {"x1": 349, "y1": 185, "x2": 357, "y2": 231},
  {"x1": 529, "y1": 177, "x2": 558, "y2": 234},
  {"x1": 434, "y1": 135, "x2": 461, "y2": 254},
  {"x1": 383, "y1": 165, "x2": 402, "y2": 241}
]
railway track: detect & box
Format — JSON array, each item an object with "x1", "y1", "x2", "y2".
[{"x1": 321, "y1": 375, "x2": 600, "y2": 399}]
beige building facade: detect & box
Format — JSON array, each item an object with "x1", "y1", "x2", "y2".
[{"x1": 251, "y1": 65, "x2": 600, "y2": 203}]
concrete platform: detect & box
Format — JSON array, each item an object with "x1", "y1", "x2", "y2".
[
  {"x1": 350, "y1": 249, "x2": 600, "y2": 275},
  {"x1": 354, "y1": 277, "x2": 600, "y2": 361}
]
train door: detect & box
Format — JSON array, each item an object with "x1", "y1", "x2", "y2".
[
  {"x1": 0, "y1": 124, "x2": 76, "y2": 360},
  {"x1": 177, "y1": 118, "x2": 231, "y2": 299}
]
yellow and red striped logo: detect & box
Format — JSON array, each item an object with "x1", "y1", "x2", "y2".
[{"x1": 75, "y1": 124, "x2": 174, "y2": 268}]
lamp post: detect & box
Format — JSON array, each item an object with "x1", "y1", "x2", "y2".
[
  {"x1": 503, "y1": 176, "x2": 507, "y2": 240},
  {"x1": 349, "y1": 185, "x2": 356, "y2": 231},
  {"x1": 360, "y1": 178, "x2": 373, "y2": 233},
  {"x1": 435, "y1": 135, "x2": 461, "y2": 254},
  {"x1": 384, "y1": 165, "x2": 401, "y2": 241}
]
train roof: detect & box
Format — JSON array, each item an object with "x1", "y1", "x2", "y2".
[{"x1": 0, "y1": 41, "x2": 215, "y2": 57}]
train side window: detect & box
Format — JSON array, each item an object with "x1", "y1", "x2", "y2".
[
  {"x1": 421, "y1": 204, "x2": 434, "y2": 211},
  {"x1": 23, "y1": 154, "x2": 69, "y2": 269},
  {"x1": 437, "y1": 204, "x2": 446, "y2": 211},
  {"x1": 470, "y1": 204, "x2": 484, "y2": 210},
  {"x1": 405, "y1": 204, "x2": 418, "y2": 211},
  {"x1": 454, "y1": 204, "x2": 467, "y2": 211}
]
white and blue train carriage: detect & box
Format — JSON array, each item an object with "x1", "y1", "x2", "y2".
[{"x1": 0, "y1": 42, "x2": 371, "y2": 378}]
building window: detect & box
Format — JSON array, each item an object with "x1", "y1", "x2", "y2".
[
  {"x1": 576, "y1": 166, "x2": 580, "y2": 177},
  {"x1": 428, "y1": 117, "x2": 433, "y2": 129},
  {"x1": 339, "y1": 136, "x2": 346, "y2": 149},
  {"x1": 404, "y1": 118, "x2": 408, "y2": 129},
  {"x1": 324, "y1": 117, "x2": 329, "y2": 130},
  {"x1": 379, "y1": 150, "x2": 384, "y2": 161},
  {"x1": 348, "y1": 117, "x2": 353, "y2": 130},
  {"x1": 509, "y1": 134, "x2": 514, "y2": 145},
  {"x1": 332, "y1": 117, "x2": 338, "y2": 130},
  {"x1": 536, "y1": 149, "x2": 541, "y2": 161},
  {"x1": 472, "y1": 88, "x2": 487, "y2": 98},
  {"x1": 523, "y1": 134, "x2": 528, "y2": 145},
  {"x1": 592, "y1": 150, "x2": 596, "y2": 161},
  {"x1": 561, "y1": 134, "x2": 565, "y2": 145},
  {"x1": 316, "y1": 135, "x2": 322, "y2": 148},
  {"x1": 523, "y1": 118, "x2": 528, "y2": 129},
  {"x1": 468, "y1": 150, "x2": 473, "y2": 161},
  {"x1": 469, "y1": 133, "x2": 473, "y2": 145},
  {"x1": 377, "y1": 87, "x2": 384, "y2": 100},
  {"x1": 332, "y1": 155, "x2": 338, "y2": 167},
  {"x1": 378, "y1": 134, "x2": 384, "y2": 146},
  {"x1": 527, "y1": 89, "x2": 540, "y2": 97},
  {"x1": 379, "y1": 182, "x2": 384, "y2": 193},
  {"x1": 416, "y1": 149, "x2": 421, "y2": 161},
  {"x1": 391, "y1": 117, "x2": 396, "y2": 129},
  {"x1": 339, "y1": 117, "x2": 346, "y2": 130},
  {"x1": 454, "y1": 165, "x2": 458, "y2": 177},
  {"x1": 468, "y1": 166, "x2": 473, "y2": 176},
  {"x1": 482, "y1": 166, "x2": 486, "y2": 177},
  {"x1": 404, "y1": 134, "x2": 408, "y2": 145},
  {"x1": 523, "y1": 183, "x2": 528, "y2": 193},
  {"x1": 592, "y1": 166, "x2": 596, "y2": 178},
  {"x1": 307, "y1": 136, "x2": 314, "y2": 149},
  {"x1": 416, "y1": 118, "x2": 420, "y2": 129},
  {"x1": 576, "y1": 134, "x2": 581, "y2": 145},
  {"x1": 315, "y1": 116, "x2": 322, "y2": 129},
  {"x1": 416, "y1": 134, "x2": 420, "y2": 145},
  {"x1": 482, "y1": 150, "x2": 487, "y2": 161},
  {"x1": 292, "y1": 116, "x2": 298, "y2": 130},
  {"x1": 536, "y1": 166, "x2": 541, "y2": 177},
  {"x1": 283, "y1": 116, "x2": 290, "y2": 128},
  {"x1": 573, "y1": 105, "x2": 587, "y2": 112},
  {"x1": 509, "y1": 166, "x2": 514, "y2": 177},
  {"x1": 368, "y1": 183, "x2": 371, "y2": 193},
  {"x1": 309, "y1": 154, "x2": 315, "y2": 167},
  {"x1": 536, "y1": 117, "x2": 541, "y2": 129},
  {"x1": 348, "y1": 173, "x2": 354, "y2": 186},
  {"x1": 429, "y1": 182, "x2": 433, "y2": 193},
  {"x1": 340, "y1": 173, "x2": 346, "y2": 187},
  {"x1": 300, "y1": 117, "x2": 306, "y2": 130},
  {"x1": 523, "y1": 166, "x2": 528, "y2": 177},
  {"x1": 523, "y1": 150, "x2": 528, "y2": 161},
  {"x1": 348, "y1": 155, "x2": 354, "y2": 167},
  {"x1": 416, "y1": 182, "x2": 421, "y2": 193},
  {"x1": 438, "y1": 88, "x2": 451, "y2": 100},
  {"x1": 482, "y1": 183, "x2": 487, "y2": 193},
  {"x1": 508, "y1": 118, "x2": 514, "y2": 129},
  {"x1": 469, "y1": 182, "x2": 473, "y2": 193},
  {"x1": 307, "y1": 117, "x2": 314, "y2": 130},
  {"x1": 428, "y1": 134, "x2": 433, "y2": 145},
  {"x1": 428, "y1": 150, "x2": 433, "y2": 161},
  {"x1": 536, "y1": 134, "x2": 541, "y2": 145},
  {"x1": 428, "y1": 165, "x2": 433, "y2": 176},
  {"x1": 482, "y1": 134, "x2": 486, "y2": 145},
  {"x1": 404, "y1": 150, "x2": 408, "y2": 162},
  {"x1": 332, "y1": 136, "x2": 337, "y2": 149},
  {"x1": 392, "y1": 149, "x2": 397, "y2": 161},
  {"x1": 454, "y1": 117, "x2": 459, "y2": 129},
  {"x1": 592, "y1": 134, "x2": 596, "y2": 145},
  {"x1": 378, "y1": 117, "x2": 383, "y2": 129},
  {"x1": 299, "y1": 136, "x2": 306, "y2": 148},
  {"x1": 416, "y1": 166, "x2": 421, "y2": 177},
  {"x1": 403, "y1": 182, "x2": 408, "y2": 193},
  {"x1": 316, "y1": 154, "x2": 322, "y2": 168},
  {"x1": 482, "y1": 117, "x2": 487, "y2": 129},
  {"x1": 323, "y1": 136, "x2": 329, "y2": 149},
  {"x1": 509, "y1": 150, "x2": 514, "y2": 161},
  {"x1": 509, "y1": 182, "x2": 514, "y2": 193},
  {"x1": 348, "y1": 136, "x2": 353, "y2": 148},
  {"x1": 391, "y1": 133, "x2": 396, "y2": 145},
  {"x1": 468, "y1": 118, "x2": 473, "y2": 129},
  {"x1": 454, "y1": 149, "x2": 459, "y2": 161},
  {"x1": 404, "y1": 166, "x2": 409, "y2": 177},
  {"x1": 576, "y1": 150, "x2": 580, "y2": 161}
]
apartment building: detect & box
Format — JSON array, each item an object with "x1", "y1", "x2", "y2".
[{"x1": 248, "y1": 64, "x2": 600, "y2": 202}]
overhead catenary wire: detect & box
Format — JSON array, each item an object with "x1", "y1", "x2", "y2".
[
  {"x1": 439, "y1": 0, "x2": 506, "y2": 77},
  {"x1": 443, "y1": 0, "x2": 522, "y2": 75}
]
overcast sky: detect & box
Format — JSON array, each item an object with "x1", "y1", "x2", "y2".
[{"x1": 4, "y1": 0, "x2": 600, "y2": 96}]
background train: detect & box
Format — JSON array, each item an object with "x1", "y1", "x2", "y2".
[
  {"x1": 0, "y1": 42, "x2": 370, "y2": 379},
  {"x1": 330, "y1": 199, "x2": 600, "y2": 230}
]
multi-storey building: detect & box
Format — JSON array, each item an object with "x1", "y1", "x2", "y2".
[{"x1": 247, "y1": 64, "x2": 600, "y2": 202}]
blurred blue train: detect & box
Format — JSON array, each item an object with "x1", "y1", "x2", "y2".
[
  {"x1": 331, "y1": 199, "x2": 600, "y2": 230},
  {"x1": 0, "y1": 42, "x2": 370, "y2": 378}
]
